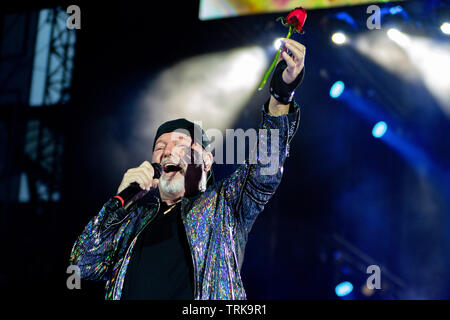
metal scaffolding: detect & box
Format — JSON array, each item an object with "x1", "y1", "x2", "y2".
[
  {"x1": 42, "y1": 7, "x2": 76, "y2": 105},
  {"x1": 0, "y1": 7, "x2": 76, "y2": 206},
  {"x1": 23, "y1": 107, "x2": 65, "y2": 203},
  {"x1": 21, "y1": 7, "x2": 76, "y2": 203}
]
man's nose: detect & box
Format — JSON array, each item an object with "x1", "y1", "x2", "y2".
[{"x1": 162, "y1": 142, "x2": 176, "y2": 159}]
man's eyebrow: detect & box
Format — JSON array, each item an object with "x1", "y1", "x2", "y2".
[{"x1": 173, "y1": 135, "x2": 191, "y2": 144}]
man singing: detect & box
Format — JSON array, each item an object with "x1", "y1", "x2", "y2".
[{"x1": 70, "y1": 38, "x2": 306, "y2": 300}]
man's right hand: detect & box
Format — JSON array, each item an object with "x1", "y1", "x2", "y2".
[{"x1": 117, "y1": 161, "x2": 159, "y2": 194}]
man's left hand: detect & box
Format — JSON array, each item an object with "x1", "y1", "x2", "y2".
[{"x1": 279, "y1": 38, "x2": 306, "y2": 84}]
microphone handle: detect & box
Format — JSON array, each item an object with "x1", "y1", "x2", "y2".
[{"x1": 111, "y1": 163, "x2": 162, "y2": 208}]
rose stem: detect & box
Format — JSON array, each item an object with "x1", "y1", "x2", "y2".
[{"x1": 257, "y1": 26, "x2": 293, "y2": 91}]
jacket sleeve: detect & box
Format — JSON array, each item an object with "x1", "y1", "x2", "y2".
[
  {"x1": 69, "y1": 198, "x2": 133, "y2": 281},
  {"x1": 223, "y1": 98, "x2": 301, "y2": 234}
]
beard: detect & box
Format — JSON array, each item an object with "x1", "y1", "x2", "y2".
[
  {"x1": 158, "y1": 172, "x2": 185, "y2": 195},
  {"x1": 158, "y1": 154, "x2": 208, "y2": 197}
]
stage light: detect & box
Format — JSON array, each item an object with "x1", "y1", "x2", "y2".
[
  {"x1": 362, "y1": 284, "x2": 375, "y2": 297},
  {"x1": 389, "y1": 5, "x2": 403, "y2": 15},
  {"x1": 341, "y1": 266, "x2": 350, "y2": 275},
  {"x1": 273, "y1": 37, "x2": 283, "y2": 50},
  {"x1": 372, "y1": 121, "x2": 388, "y2": 138},
  {"x1": 441, "y1": 22, "x2": 450, "y2": 35},
  {"x1": 335, "y1": 281, "x2": 353, "y2": 297},
  {"x1": 331, "y1": 32, "x2": 347, "y2": 45},
  {"x1": 355, "y1": 31, "x2": 450, "y2": 116},
  {"x1": 136, "y1": 46, "x2": 267, "y2": 144},
  {"x1": 387, "y1": 28, "x2": 410, "y2": 46},
  {"x1": 330, "y1": 81, "x2": 345, "y2": 98},
  {"x1": 332, "y1": 250, "x2": 342, "y2": 260}
]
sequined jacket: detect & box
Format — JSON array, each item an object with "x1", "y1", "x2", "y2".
[{"x1": 70, "y1": 101, "x2": 300, "y2": 300}]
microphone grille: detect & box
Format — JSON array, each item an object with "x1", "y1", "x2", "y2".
[{"x1": 152, "y1": 163, "x2": 162, "y2": 179}]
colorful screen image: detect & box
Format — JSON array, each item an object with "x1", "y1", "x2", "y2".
[{"x1": 199, "y1": 0, "x2": 400, "y2": 20}]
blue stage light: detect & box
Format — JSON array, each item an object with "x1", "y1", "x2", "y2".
[
  {"x1": 335, "y1": 281, "x2": 353, "y2": 297},
  {"x1": 333, "y1": 12, "x2": 356, "y2": 28},
  {"x1": 341, "y1": 266, "x2": 350, "y2": 275},
  {"x1": 330, "y1": 81, "x2": 345, "y2": 98},
  {"x1": 372, "y1": 121, "x2": 388, "y2": 138},
  {"x1": 332, "y1": 250, "x2": 341, "y2": 260},
  {"x1": 389, "y1": 5, "x2": 403, "y2": 15}
]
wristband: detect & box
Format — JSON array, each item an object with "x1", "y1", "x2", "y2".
[{"x1": 269, "y1": 60, "x2": 305, "y2": 104}]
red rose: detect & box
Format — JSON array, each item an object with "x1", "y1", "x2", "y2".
[
  {"x1": 286, "y1": 7, "x2": 307, "y2": 33},
  {"x1": 257, "y1": 6, "x2": 307, "y2": 90}
]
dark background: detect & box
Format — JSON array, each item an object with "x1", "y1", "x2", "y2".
[{"x1": 0, "y1": 0, "x2": 449, "y2": 300}]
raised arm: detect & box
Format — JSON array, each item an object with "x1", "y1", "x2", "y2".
[{"x1": 224, "y1": 38, "x2": 306, "y2": 233}]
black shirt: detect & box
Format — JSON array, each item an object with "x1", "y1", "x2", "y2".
[{"x1": 121, "y1": 201, "x2": 194, "y2": 300}]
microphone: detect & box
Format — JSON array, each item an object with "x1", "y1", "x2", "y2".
[{"x1": 110, "y1": 163, "x2": 162, "y2": 209}]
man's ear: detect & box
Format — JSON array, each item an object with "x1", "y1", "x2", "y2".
[{"x1": 202, "y1": 152, "x2": 213, "y2": 172}]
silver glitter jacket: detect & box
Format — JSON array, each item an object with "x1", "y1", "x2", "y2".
[{"x1": 70, "y1": 101, "x2": 300, "y2": 300}]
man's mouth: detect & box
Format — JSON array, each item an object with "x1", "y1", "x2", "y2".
[{"x1": 162, "y1": 163, "x2": 183, "y2": 174}]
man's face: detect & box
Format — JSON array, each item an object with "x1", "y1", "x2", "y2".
[{"x1": 152, "y1": 131, "x2": 211, "y2": 198}]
